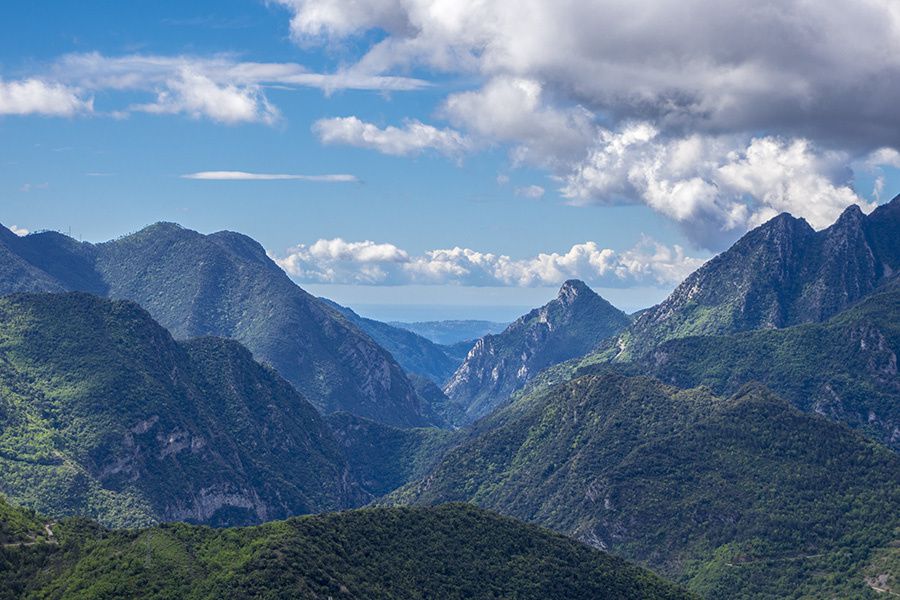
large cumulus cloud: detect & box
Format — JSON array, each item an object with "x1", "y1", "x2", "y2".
[{"x1": 287, "y1": 0, "x2": 900, "y2": 249}]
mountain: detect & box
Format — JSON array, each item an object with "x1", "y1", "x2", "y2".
[
  {"x1": 615, "y1": 278, "x2": 900, "y2": 448},
  {"x1": 0, "y1": 292, "x2": 365, "y2": 528},
  {"x1": 443, "y1": 280, "x2": 630, "y2": 424},
  {"x1": 320, "y1": 299, "x2": 463, "y2": 385},
  {"x1": 0, "y1": 500, "x2": 694, "y2": 600},
  {"x1": 0, "y1": 222, "x2": 434, "y2": 428},
  {"x1": 607, "y1": 197, "x2": 900, "y2": 361},
  {"x1": 389, "y1": 319, "x2": 509, "y2": 345},
  {"x1": 391, "y1": 374, "x2": 900, "y2": 598}
]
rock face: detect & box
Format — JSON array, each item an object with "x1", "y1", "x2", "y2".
[
  {"x1": 0, "y1": 293, "x2": 366, "y2": 527},
  {"x1": 0, "y1": 222, "x2": 434, "y2": 428},
  {"x1": 443, "y1": 280, "x2": 629, "y2": 424},
  {"x1": 612, "y1": 196, "x2": 900, "y2": 360}
]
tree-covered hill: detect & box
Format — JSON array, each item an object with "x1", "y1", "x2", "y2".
[
  {"x1": 0, "y1": 222, "x2": 436, "y2": 428},
  {"x1": 0, "y1": 500, "x2": 694, "y2": 600},
  {"x1": 0, "y1": 292, "x2": 365, "y2": 528},
  {"x1": 391, "y1": 374, "x2": 900, "y2": 598}
]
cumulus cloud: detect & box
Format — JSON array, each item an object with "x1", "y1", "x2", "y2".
[
  {"x1": 181, "y1": 171, "x2": 357, "y2": 181},
  {"x1": 0, "y1": 78, "x2": 92, "y2": 116},
  {"x1": 8, "y1": 225, "x2": 29, "y2": 236},
  {"x1": 279, "y1": 0, "x2": 900, "y2": 249},
  {"x1": 562, "y1": 124, "x2": 875, "y2": 249},
  {"x1": 313, "y1": 116, "x2": 471, "y2": 157},
  {"x1": 273, "y1": 237, "x2": 706, "y2": 288},
  {"x1": 275, "y1": 0, "x2": 900, "y2": 148},
  {"x1": 441, "y1": 76, "x2": 595, "y2": 167},
  {"x1": 130, "y1": 69, "x2": 279, "y2": 124}
]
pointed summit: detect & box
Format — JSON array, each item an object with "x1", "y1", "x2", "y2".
[
  {"x1": 557, "y1": 279, "x2": 593, "y2": 305},
  {"x1": 444, "y1": 280, "x2": 629, "y2": 424}
]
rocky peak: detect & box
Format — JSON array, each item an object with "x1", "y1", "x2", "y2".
[{"x1": 557, "y1": 279, "x2": 592, "y2": 306}]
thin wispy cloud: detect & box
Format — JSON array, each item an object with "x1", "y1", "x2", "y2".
[{"x1": 181, "y1": 171, "x2": 358, "y2": 182}]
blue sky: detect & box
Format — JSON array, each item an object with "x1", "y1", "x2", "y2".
[{"x1": 2, "y1": 1, "x2": 899, "y2": 320}]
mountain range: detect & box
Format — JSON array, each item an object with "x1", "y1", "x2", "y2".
[
  {"x1": 604, "y1": 199, "x2": 900, "y2": 362},
  {"x1": 388, "y1": 319, "x2": 508, "y2": 345},
  {"x1": 1, "y1": 196, "x2": 899, "y2": 598},
  {"x1": 0, "y1": 222, "x2": 435, "y2": 428}
]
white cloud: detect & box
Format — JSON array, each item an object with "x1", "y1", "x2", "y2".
[
  {"x1": 273, "y1": 237, "x2": 706, "y2": 288},
  {"x1": 181, "y1": 171, "x2": 357, "y2": 182},
  {"x1": 130, "y1": 69, "x2": 279, "y2": 124},
  {"x1": 8, "y1": 225, "x2": 29, "y2": 236},
  {"x1": 0, "y1": 79, "x2": 92, "y2": 116},
  {"x1": 515, "y1": 185, "x2": 545, "y2": 199},
  {"x1": 0, "y1": 52, "x2": 428, "y2": 124},
  {"x1": 441, "y1": 76, "x2": 595, "y2": 167},
  {"x1": 313, "y1": 116, "x2": 471, "y2": 157},
  {"x1": 561, "y1": 125, "x2": 875, "y2": 249},
  {"x1": 276, "y1": 0, "x2": 900, "y2": 148},
  {"x1": 279, "y1": 0, "x2": 900, "y2": 249},
  {"x1": 867, "y1": 148, "x2": 900, "y2": 169}
]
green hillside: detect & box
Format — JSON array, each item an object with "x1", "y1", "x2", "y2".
[
  {"x1": 0, "y1": 292, "x2": 363, "y2": 528},
  {"x1": 0, "y1": 223, "x2": 435, "y2": 428},
  {"x1": 0, "y1": 501, "x2": 693, "y2": 600},
  {"x1": 392, "y1": 375, "x2": 900, "y2": 598}
]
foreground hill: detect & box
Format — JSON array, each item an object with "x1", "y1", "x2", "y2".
[
  {"x1": 0, "y1": 223, "x2": 434, "y2": 428},
  {"x1": 606, "y1": 197, "x2": 900, "y2": 361},
  {"x1": 0, "y1": 293, "x2": 365, "y2": 527},
  {"x1": 444, "y1": 280, "x2": 629, "y2": 424},
  {"x1": 392, "y1": 375, "x2": 900, "y2": 598},
  {"x1": 0, "y1": 501, "x2": 693, "y2": 600}
]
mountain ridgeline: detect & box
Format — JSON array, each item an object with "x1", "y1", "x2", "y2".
[
  {"x1": 606, "y1": 198, "x2": 900, "y2": 361},
  {"x1": 0, "y1": 222, "x2": 435, "y2": 428},
  {"x1": 0, "y1": 501, "x2": 694, "y2": 600},
  {"x1": 443, "y1": 280, "x2": 630, "y2": 424},
  {"x1": 0, "y1": 292, "x2": 366, "y2": 527}
]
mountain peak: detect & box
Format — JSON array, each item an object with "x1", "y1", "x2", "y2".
[{"x1": 557, "y1": 279, "x2": 593, "y2": 304}]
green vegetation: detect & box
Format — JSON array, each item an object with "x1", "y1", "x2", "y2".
[
  {"x1": 0, "y1": 222, "x2": 435, "y2": 427},
  {"x1": 0, "y1": 292, "x2": 363, "y2": 528},
  {"x1": 391, "y1": 374, "x2": 900, "y2": 598},
  {"x1": 326, "y1": 412, "x2": 458, "y2": 497},
  {"x1": 0, "y1": 500, "x2": 693, "y2": 600},
  {"x1": 615, "y1": 281, "x2": 900, "y2": 448}
]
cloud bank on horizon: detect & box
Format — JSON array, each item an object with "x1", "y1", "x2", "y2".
[{"x1": 273, "y1": 237, "x2": 705, "y2": 288}]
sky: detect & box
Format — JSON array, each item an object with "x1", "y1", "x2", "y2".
[{"x1": 2, "y1": 1, "x2": 899, "y2": 320}]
